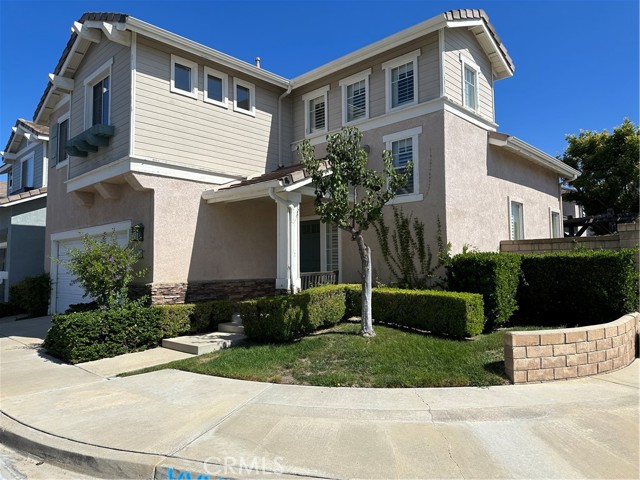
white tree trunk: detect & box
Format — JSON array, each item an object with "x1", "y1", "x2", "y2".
[{"x1": 356, "y1": 234, "x2": 375, "y2": 337}]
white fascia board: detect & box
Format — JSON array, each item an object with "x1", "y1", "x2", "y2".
[
  {"x1": 467, "y1": 22, "x2": 513, "y2": 79},
  {"x1": 293, "y1": 16, "x2": 447, "y2": 87},
  {"x1": 125, "y1": 17, "x2": 289, "y2": 88},
  {"x1": 0, "y1": 163, "x2": 12, "y2": 173},
  {"x1": 0, "y1": 192, "x2": 47, "y2": 208},
  {"x1": 1, "y1": 153, "x2": 16, "y2": 162},
  {"x1": 51, "y1": 220, "x2": 131, "y2": 242},
  {"x1": 203, "y1": 179, "x2": 283, "y2": 203},
  {"x1": 489, "y1": 135, "x2": 581, "y2": 180}
]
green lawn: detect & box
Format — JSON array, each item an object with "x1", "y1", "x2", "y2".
[{"x1": 124, "y1": 322, "x2": 517, "y2": 387}]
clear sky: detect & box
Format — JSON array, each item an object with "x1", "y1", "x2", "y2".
[{"x1": 0, "y1": 0, "x2": 638, "y2": 160}]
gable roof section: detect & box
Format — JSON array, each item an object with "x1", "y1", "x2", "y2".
[
  {"x1": 2, "y1": 119, "x2": 50, "y2": 159},
  {"x1": 292, "y1": 8, "x2": 514, "y2": 88},
  {"x1": 34, "y1": 12, "x2": 289, "y2": 124},
  {"x1": 488, "y1": 132, "x2": 581, "y2": 180}
]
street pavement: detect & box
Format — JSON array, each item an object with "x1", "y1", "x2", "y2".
[{"x1": 1, "y1": 316, "x2": 638, "y2": 479}]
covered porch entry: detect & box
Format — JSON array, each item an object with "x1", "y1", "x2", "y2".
[{"x1": 202, "y1": 164, "x2": 341, "y2": 293}]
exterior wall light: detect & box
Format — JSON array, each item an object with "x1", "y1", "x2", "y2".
[{"x1": 131, "y1": 223, "x2": 144, "y2": 242}]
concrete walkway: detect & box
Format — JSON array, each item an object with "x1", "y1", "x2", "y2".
[{"x1": 1, "y1": 316, "x2": 638, "y2": 479}]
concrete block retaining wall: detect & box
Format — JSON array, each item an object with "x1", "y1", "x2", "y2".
[{"x1": 504, "y1": 312, "x2": 639, "y2": 383}]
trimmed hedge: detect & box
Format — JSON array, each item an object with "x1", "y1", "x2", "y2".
[
  {"x1": 44, "y1": 303, "x2": 162, "y2": 364},
  {"x1": 9, "y1": 274, "x2": 51, "y2": 317},
  {"x1": 342, "y1": 284, "x2": 362, "y2": 318},
  {"x1": 243, "y1": 285, "x2": 345, "y2": 342},
  {"x1": 152, "y1": 299, "x2": 237, "y2": 337},
  {"x1": 446, "y1": 252, "x2": 521, "y2": 330},
  {"x1": 515, "y1": 249, "x2": 639, "y2": 326},
  {"x1": 372, "y1": 288, "x2": 485, "y2": 338}
]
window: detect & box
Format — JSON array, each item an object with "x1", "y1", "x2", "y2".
[
  {"x1": 339, "y1": 69, "x2": 371, "y2": 125},
  {"x1": 383, "y1": 50, "x2": 420, "y2": 112},
  {"x1": 302, "y1": 86, "x2": 329, "y2": 136},
  {"x1": 325, "y1": 222, "x2": 339, "y2": 272},
  {"x1": 21, "y1": 155, "x2": 34, "y2": 189},
  {"x1": 170, "y1": 55, "x2": 198, "y2": 99},
  {"x1": 84, "y1": 58, "x2": 113, "y2": 128},
  {"x1": 233, "y1": 78, "x2": 255, "y2": 116},
  {"x1": 551, "y1": 211, "x2": 562, "y2": 238},
  {"x1": 204, "y1": 67, "x2": 228, "y2": 108},
  {"x1": 7, "y1": 168, "x2": 12, "y2": 191},
  {"x1": 510, "y1": 201, "x2": 524, "y2": 240},
  {"x1": 57, "y1": 117, "x2": 69, "y2": 164},
  {"x1": 460, "y1": 56, "x2": 479, "y2": 112},
  {"x1": 383, "y1": 126, "x2": 422, "y2": 199}
]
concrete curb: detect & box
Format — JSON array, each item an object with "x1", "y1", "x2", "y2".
[{"x1": 0, "y1": 412, "x2": 164, "y2": 479}]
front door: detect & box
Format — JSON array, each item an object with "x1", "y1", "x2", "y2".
[{"x1": 300, "y1": 220, "x2": 321, "y2": 272}]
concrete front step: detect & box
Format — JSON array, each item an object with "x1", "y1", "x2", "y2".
[
  {"x1": 217, "y1": 321, "x2": 245, "y2": 334},
  {"x1": 162, "y1": 332, "x2": 247, "y2": 355}
]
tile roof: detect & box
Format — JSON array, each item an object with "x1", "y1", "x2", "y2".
[
  {"x1": 444, "y1": 9, "x2": 514, "y2": 74},
  {"x1": 0, "y1": 187, "x2": 47, "y2": 206},
  {"x1": 218, "y1": 164, "x2": 310, "y2": 191},
  {"x1": 3, "y1": 119, "x2": 50, "y2": 155}
]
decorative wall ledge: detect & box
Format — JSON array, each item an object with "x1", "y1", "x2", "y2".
[
  {"x1": 66, "y1": 124, "x2": 115, "y2": 157},
  {"x1": 504, "y1": 312, "x2": 639, "y2": 383}
]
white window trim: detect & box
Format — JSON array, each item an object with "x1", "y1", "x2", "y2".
[
  {"x1": 460, "y1": 54, "x2": 480, "y2": 113},
  {"x1": 233, "y1": 78, "x2": 256, "y2": 117},
  {"x1": 170, "y1": 54, "x2": 198, "y2": 99},
  {"x1": 300, "y1": 215, "x2": 343, "y2": 282},
  {"x1": 7, "y1": 168, "x2": 13, "y2": 190},
  {"x1": 302, "y1": 85, "x2": 330, "y2": 138},
  {"x1": 383, "y1": 126, "x2": 422, "y2": 203},
  {"x1": 550, "y1": 208, "x2": 562, "y2": 238},
  {"x1": 83, "y1": 58, "x2": 113, "y2": 129},
  {"x1": 203, "y1": 66, "x2": 228, "y2": 108},
  {"x1": 20, "y1": 152, "x2": 35, "y2": 189},
  {"x1": 509, "y1": 197, "x2": 525, "y2": 240},
  {"x1": 339, "y1": 68, "x2": 371, "y2": 126},
  {"x1": 56, "y1": 112, "x2": 70, "y2": 169},
  {"x1": 382, "y1": 49, "x2": 420, "y2": 113}
]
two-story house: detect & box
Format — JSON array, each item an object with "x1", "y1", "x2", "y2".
[
  {"x1": 34, "y1": 10, "x2": 579, "y2": 313},
  {"x1": 0, "y1": 119, "x2": 49, "y2": 302}
]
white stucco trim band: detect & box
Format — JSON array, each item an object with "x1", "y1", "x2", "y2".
[{"x1": 488, "y1": 132, "x2": 581, "y2": 180}]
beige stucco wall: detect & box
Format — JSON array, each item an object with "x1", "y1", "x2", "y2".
[{"x1": 444, "y1": 111, "x2": 562, "y2": 253}]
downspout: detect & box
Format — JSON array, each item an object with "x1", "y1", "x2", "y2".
[
  {"x1": 277, "y1": 83, "x2": 293, "y2": 168},
  {"x1": 269, "y1": 186, "x2": 295, "y2": 294}
]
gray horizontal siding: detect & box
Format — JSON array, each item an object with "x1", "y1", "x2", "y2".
[
  {"x1": 291, "y1": 32, "x2": 440, "y2": 142},
  {"x1": 134, "y1": 37, "x2": 281, "y2": 177},
  {"x1": 443, "y1": 28, "x2": 494, "y2": 121},
  {"x1": 69, "y1": 37, "x2": 131, "y2": 179},
  {"x1": 9, "y1": 142, "x2": 45, "y2": 193}
]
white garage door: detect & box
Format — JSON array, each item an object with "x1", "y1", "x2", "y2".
[{"x1": 54, "y1": 230, "x2": 129, "y2": 314}]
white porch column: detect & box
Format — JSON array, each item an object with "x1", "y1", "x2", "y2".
[{"x1": 273, "y1": 191, "x2": 301, "y2": 292}]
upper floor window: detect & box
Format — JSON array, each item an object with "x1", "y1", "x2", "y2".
[
  {"x1": 21, "y1": 154, "x2": 34, "y2": 189},
  {"x1": 302, "y1": 85, "x2": 329, "y2": 136},
  {"x1": 51, "y1": 113, "x2": 70, "y2": 167},
  {"x1": 7, "y1": 168, "x2": 12, "y2": 191},
  {"x1": 84, "y1": 58, "x2": 113, "y2": 128},
  {"x1": 233, "y1": 78, "x2": 255, "y2": 116},
  {"x1": 204, "y1": 67, "x2": 228, "y2": 108},
  {"x1": 170, "y1": 54, "x2": 198, "y2": 99},
  {"x1": 383, "y1": 50, "x2": 420, "y2": 112},
  {"x1": 551, "y1": 210, "x2": 562, "y2": 238},
  {"x1": 460, "y1": 56, "x2": 479, "y2": 112},
  {"x1": 510, "y1": 200, "x2": 524, "y2": 240},
  {"x1": 339, "y1": 69, "x2": 371, "y2": 125},
  {"x1": 383, "y1": 126, "x2": 422, "y2": 198}
]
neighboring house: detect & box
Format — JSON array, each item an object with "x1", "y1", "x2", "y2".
[
  {"x1": 0, "y1": 120, "x2": 49, "y2": 302},
  {"x1": 32, "y1": 9, "x2": 579, "y2": 313}
]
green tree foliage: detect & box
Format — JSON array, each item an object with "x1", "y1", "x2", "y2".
[
  {"x1": 373, "y1": 207, "x2": 449, "y2": 289},
  {"x1": 58, "y1": 231, "x2": 146, "y2": 308},
  {"x1": 561, "y1": 119, "x2": 639, "y2": 215},
  {"x1": 298, "y1": 127, "x2": 409, "y2": 337}
]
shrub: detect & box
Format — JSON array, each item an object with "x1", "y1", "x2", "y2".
[
  {"x1": 9, "y1": 274, "x2": 51, "y2": 317},
  {"x1": 372, "y1": 288, "x2": 484, "y2": 338},
  {"x1": 516, "y1": 249, "x2": 639, "y2": 326},
  {"x1": 0, "y1": 302, "x2": 19, "y2": 318},
  {"x1": 152, "y1": 304, "x2": 194, "y2": 338},
  {"x1": 44, "y1": 302, "x2": 162, "y2": 364},
  {"x1": 342, "y1": 284, "x2": 362, "y2": 318},
  {"x1": 243, "y1": 285, "x2": 345, "y2": 342},
  {"x1": 65, "y1": 301, "x2": 99, "y2": 313},
  {"x1": 446, "y1": 252, "x2": 521, "y2": 330},
  {"x1": 192, "y1": 300, "x2": 236, "y2": 332}
]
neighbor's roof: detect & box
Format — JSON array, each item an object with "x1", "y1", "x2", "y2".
[
  {"x1": 2, "y1": 119, "x2": 50, "y2": 157},
  {"x1": 0, "y1": 187, "x2": 47, "y2": 207}
]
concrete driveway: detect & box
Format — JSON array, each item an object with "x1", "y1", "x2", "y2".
[{"x1": 1, "y1": 316, "x2": 638, "y2": 479}]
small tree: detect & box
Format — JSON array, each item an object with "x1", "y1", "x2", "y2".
[
  {"x1": 59, "y1": 231, "x2": 145, "y2": 309},
  {"x1": 298, "y1": 127, "x2": 408, "y2": 337}
]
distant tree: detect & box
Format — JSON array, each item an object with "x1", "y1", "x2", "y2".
[
  {"x1": 298, "y1": 127, "x2": 409, "y2": 337},
  {"x1": 561, "y1": 119, "x2": 639, "y2": 215}
]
